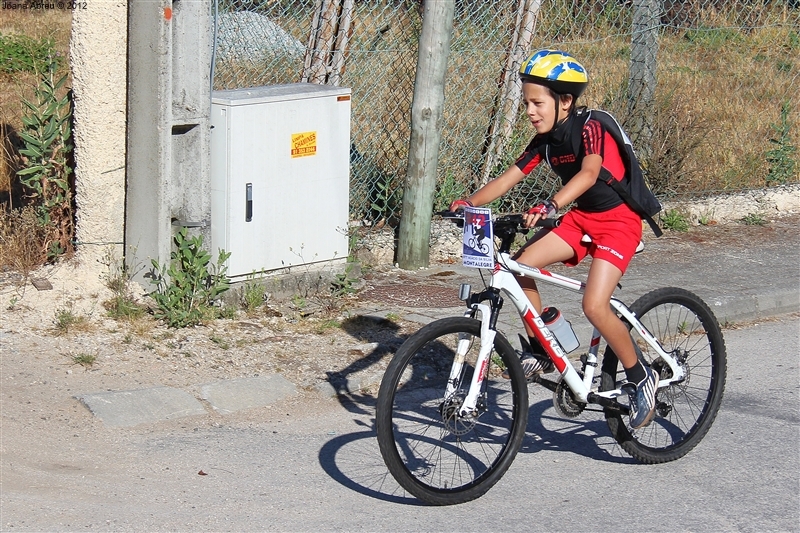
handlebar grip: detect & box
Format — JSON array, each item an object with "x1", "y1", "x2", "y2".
[{"x1": 536, "y1": 218, "x2": 561, "y2": 228}]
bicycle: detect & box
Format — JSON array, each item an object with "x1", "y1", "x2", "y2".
[
  {"x1": 467, "y1": 235, "x2": 490, "y2": 255},
  {"x1": 376, "y1": 211, "x2": 726, "y2": 505}
]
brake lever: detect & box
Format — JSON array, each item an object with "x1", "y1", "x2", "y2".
[{"x1": 436, "y1": 210, "x2": 465, "y2": 227}]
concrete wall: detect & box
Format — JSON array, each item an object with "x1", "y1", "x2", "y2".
[{"x1": 70, "y1": 2, "x2": 128, "y2": 274}]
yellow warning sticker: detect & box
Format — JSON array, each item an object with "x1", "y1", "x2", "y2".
[{"x1": 291, "y1": 131, "x2": 317, "y2": 158}]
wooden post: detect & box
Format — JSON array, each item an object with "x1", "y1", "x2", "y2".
[{"x1": 396, "y1": 0, "x2": 455, "y2": 270}]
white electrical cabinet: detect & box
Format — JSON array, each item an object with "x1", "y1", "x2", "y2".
[{"x1": 210, "y1": 83, "x2": 351, "y2": 278}]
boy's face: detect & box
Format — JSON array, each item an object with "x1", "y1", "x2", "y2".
[{"x1": 521, "y1": 82, "x2": 571, "y2": 135}]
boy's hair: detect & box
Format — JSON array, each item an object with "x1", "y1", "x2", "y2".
[{"x1": 529, "y1": 81, "x2": 577, "y2": 115}]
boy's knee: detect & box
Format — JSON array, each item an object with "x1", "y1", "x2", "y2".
[{"x1": 582, "y1": 298, "x2": 609, "y2": 322}]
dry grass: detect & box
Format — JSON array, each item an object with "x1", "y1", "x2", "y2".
[{"x1": 0, "y1": 205, "x2": 46, "y2": 282}]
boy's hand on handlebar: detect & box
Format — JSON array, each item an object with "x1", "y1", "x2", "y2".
[
  {"x1": 524, "y1": 200, "x2": 557, "y2": 228},
  {"x1": 449, "y1": 199, "x2": 473, "y2": 212}
]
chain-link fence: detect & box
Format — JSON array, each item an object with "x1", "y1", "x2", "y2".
[{"x1": 213, "y1": 0, "x2": 799, "y2": 229}]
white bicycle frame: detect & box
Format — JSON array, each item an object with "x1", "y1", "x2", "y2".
[{"x1": 451, "y1": 249, "x2": 685, "y2": 418}]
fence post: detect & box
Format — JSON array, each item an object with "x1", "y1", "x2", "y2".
[
  {"x1": 302, "y1": 0, "x2": 353, "y2": 85},
  {"x1": 628, "y1": 0, "x2": 660, "y2": 161},
  {"x1": 396, "y1": 0, "x2": 455, "y2": 269}
]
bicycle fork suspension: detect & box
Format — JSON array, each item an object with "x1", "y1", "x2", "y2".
[{"x1": 445, "y1": 303, "x2": 495, "y2": 418}]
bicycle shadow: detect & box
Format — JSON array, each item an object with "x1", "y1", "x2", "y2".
[
  {"x1": 317, "y1": 417, "x2": 425, "y2": 506},
  {"x1": 323, "y1": 314, "x2": 408, "y2": 416},
  {"x1": 518, "y1": 397, "x2": 635, "y2": 464},
  {"x1": 317, "y1": 392, "x2": 634, "y2": 506}
]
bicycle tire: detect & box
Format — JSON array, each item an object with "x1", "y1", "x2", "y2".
[
  {"x1": 376, "y1": 317, "x2": 528, "y2": 505},
  {"x1": 600, "y1": 287, "x2": 727, "y2": 463}
]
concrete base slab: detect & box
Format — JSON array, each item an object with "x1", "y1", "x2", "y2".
[
  {"x1": 199, "y1": 375, "x2": 297, "y2": 414},
  {"x1": 76, "y1": 387, "x2": 207, "y2": 427}
]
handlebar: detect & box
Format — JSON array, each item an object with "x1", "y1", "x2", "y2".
[
  {"x1": 436, "y1": 210, "x2": 560, "y2": 255},
  {"x1": 435, "y1": 211, "x2": 561, "y2": 231}
]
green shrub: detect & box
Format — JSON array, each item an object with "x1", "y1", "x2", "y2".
[
  {"x1": 765, "y1": 101, "x2": 797, "y2": 185},
  {"x1": 17, "y1": 67, "x2": 73, "y2": 259},
  {"x1": 661, "y1": 209, "x2": 690, "y2": 232},
  {"x1": 148, "y1": 228, "x2": 232, "y2": 328}
]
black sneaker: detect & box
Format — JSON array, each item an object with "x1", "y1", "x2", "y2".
[
  {"x1": 628, "y1": 366, "x2": 659, "y2": 429},
  {"x1": 502, "y1": 352, "x2": 555, "y2": 379}
]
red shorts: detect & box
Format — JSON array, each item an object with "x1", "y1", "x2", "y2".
[{"x1": 552, "y1": 203, "x2": 643, "y2": 273}]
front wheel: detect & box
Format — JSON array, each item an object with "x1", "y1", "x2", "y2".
[
  {"x1": 375, "y1": 317, "x2": 528, "y2": 505},
  {"x1": 601, "y1": 287, "x2": 727, "y2": 463}
]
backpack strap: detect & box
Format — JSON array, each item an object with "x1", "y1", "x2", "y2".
[
  {"x1": 583, "y1": 110, "x2": 663, "y2": 237},
  {"x1": 602, "y1": 175, "x2": 663, "y2": 237}
]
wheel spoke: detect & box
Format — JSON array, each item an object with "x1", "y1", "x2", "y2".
[
  {"x1": 376, "y1": 317, "x2": 528, "y2": 504},
  {"x1": 601, "y1": 288, "x2": 726, "y2": 463}
]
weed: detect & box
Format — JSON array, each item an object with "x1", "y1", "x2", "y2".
[
  {"x1": 210, "y1": 335, "x2": 231, "y2": 350},
  {"x1": 739, "y1": 213, "x2": 768, "y2": 226},
  {"x1": 101, "y1": 249, "x2": 147, "y2": 320},
  {"x1": 683, "y1": 27, "x2": 743, "y2": 49},
  {"x1": 661, "y1": 209, "x2": 689, "y2": 232},
  {"x1": 216, "y1": 304, "x2": 237, "y2": 320},
  {"x1": 103, "y1": 295, "x2": 146, "y2": 320},
  {"x1": 697, "y1": 210, "x2": 715, "y2": 226},
  {"x1": 765, "y1": 101, "x2": 797, "y2": 185},
  {"x1": 53, "y1": 302, "x2": 88, "y2": 335},
  {"x1": 491, "y1": 354, "x2": 506, "y2": 371},
  {"x1": 370, "y1": 173, "x2": 402, "y2": 225},
  {"x1": 384, "y1": 312, "x2": 400, "y2": 322},
  {"x1": 71, "y1": 353, "x2": 96, "y2": 368},
  {"x1": 330, "y1": 261, "x2": 358, "y2": 298},
  {"x1": 0, "y1": 34, "x2": 61, "y2": 74},
  {"x1": 148, "y1": 228, "x2": 231, "y2": 328},
  {"x1": 315, "y1": 319, "x2": 342, "y2": 334},
  {"x1": 240, "y1": 271, "x2": 268, "y2": 315},
  {"x1": 17, "y1": 65, "x2": 74, "y2": 259},
  {"x1": 285, "y1": 243, "x2": 361, "y2": 316},
  {"x1": 291, "y1": 294, "x2": 307, "y2": 309}
]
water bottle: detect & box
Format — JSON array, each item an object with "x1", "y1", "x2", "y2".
[{"x1": 541, "y1": 306, "x2": 580, "y2": 353}]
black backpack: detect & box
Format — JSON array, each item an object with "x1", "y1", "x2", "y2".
[{"x1": 572, "y1": 108, "x2": 663, "y2": 237}]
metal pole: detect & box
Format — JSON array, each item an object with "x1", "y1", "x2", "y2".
[{"x1": 396, "y1": 0, "x2": 455, "y2": 269}]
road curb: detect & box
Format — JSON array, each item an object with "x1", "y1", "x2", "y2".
[{"x1": 74, "y1": 288, "x2": 798, "y2": 426}]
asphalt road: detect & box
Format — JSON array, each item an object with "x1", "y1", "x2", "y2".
[{"x1": 2, "y1": 315, "x2": 798, "y2": 532}]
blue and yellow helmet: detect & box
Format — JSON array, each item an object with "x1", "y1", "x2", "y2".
[{"x1": 519, "y1": 50, "x2": 588, "y2": 98}]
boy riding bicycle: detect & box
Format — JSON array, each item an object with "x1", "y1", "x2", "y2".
[{"x1": 450, "y1": 50, "x2": 658, "y2": 429}]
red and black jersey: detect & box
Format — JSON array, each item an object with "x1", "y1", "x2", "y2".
[{"x1": 514, "y1": 112, "x2": 628, "y2": 213}]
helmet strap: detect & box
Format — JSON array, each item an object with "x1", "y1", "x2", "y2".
[{"x1": 550, "y1": 93, "x2": 574, "y2": 139}]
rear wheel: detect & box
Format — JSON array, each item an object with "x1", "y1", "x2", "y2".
[
  {"x1": 376, "y1": 317, "x2": 528, "y2": 505},
  {"x1": 601, "y1": 287, "x2": 726, "y2": 463}
]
